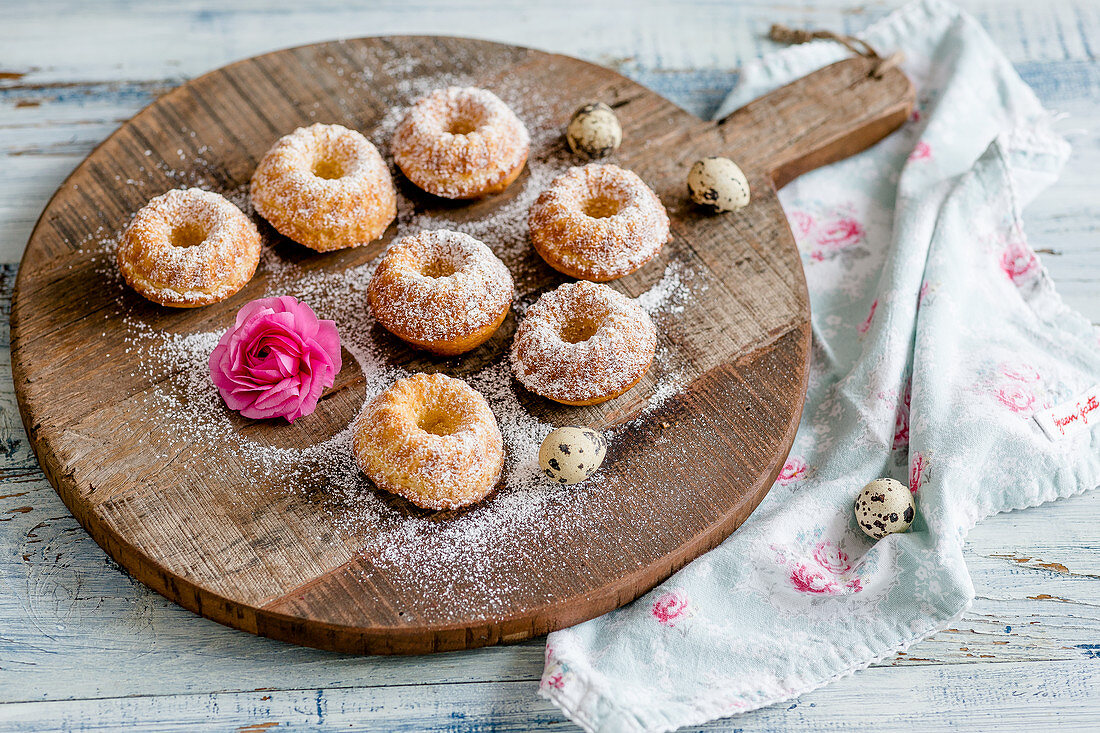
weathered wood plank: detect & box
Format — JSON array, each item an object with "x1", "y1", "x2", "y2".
[
  {"x1": 2, "y1": 0, "x2": 1097, "y2": 85},
  {"x1": 0, "y1": 660, "x2": 1097, "y2": 732},
  {"x1": 1018, "y1": 62, "x2": 1100, "y2": 321}
]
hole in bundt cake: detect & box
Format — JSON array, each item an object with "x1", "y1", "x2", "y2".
[
  {"x1": 169, "y1": 222, "x2": 208, "y2": 249},
  {"x1": 560, "y1": 315, "x2": 600, "y2": 344},
  {"x1": 311, "y1": 156, "x2": 348, "y2": 180},
  {"x1": 445, "y1": 116, "x2": 479, "y2": 135},
  {"x1": 582, "y1": 195, "x2": 622, "y2": 219},
  {"x1": 420, "y1": 257, "x2": 458, "y2": 279},
  {"x1": 417, "y1": 408, "x2": 461, "y2": 436}
]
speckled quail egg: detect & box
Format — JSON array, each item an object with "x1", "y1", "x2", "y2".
[
  {"x1": 854, "y1": 478, "x2": 915, "y2": 539},
  {"x1": 687, "y1": 157, "x2": 750, "y2": 212},
  {"x1": 539, "y1": 426, "x2": 607, "y2": 485},
  {"x1": 566, "y1": 102, "x2": 622, "y2": 159}
]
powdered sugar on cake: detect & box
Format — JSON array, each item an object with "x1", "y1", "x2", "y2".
[
  {"x1": 511, "y1": 281, "x2": 657, "y2": 404},
  {"x1": 91, "y1": 72, "x2": 705, "y2": 618},
  {"x1": 528, "y1": 164, "x2": 671, "y2": 280},
  {"x1": 368, "y1": 229, "x2": 513, "y2": 343},
  {"x1": 117, "y1": 187, "x2": 261, "y2": 305},
  {"x1": 250, "y1": 123, "x2": 396, "y2": 251},
  {"x1": 392, "y1": 86, "x2": 531, "y2": 199}
]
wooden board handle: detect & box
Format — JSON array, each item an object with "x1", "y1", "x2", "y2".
[{"x1": 717, "y1": 56, "x2": 915, "y2": 189}]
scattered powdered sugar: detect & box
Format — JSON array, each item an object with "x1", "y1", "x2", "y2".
[
  {"x1": 136, "y1": 295, "x2": 574, "y2": 616},
  {"x1": 636, "y1": 259, "x2": 698, "y2": 315},
  {"x1": 634, "y1": 260, "x2": 709, "y2": 417},
  {"x1": 91, "y1": 67, "x2": 709, "y2": 618},
  {"x1": 133, "y1": 262, "x2": 697, "y2": 617}
]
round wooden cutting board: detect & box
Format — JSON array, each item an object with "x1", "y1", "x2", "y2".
[{"x1": 10, "y1": 37, "x2": 913, "y2": 654}]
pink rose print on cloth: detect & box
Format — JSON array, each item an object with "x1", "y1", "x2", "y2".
[
  {"x1": 893, "y1": 379, "x2": 912, "y2": 451},
  {"x1": 811, "y1": 217, "x2": 865, "y2": 262},
  {"x1": 908, "y1": 140, "x2": 932, "y2": 161},
  {"x1": 209, "y1": 295, "x2": 342, "y2": 423},
  {"x1": 858, "y1": 299, "x2": 879, "y2": 335},
  {"x1": 817, "y1": 217, "x2": 865, "y2": 247},
  {"x1": 543, "y1": 672, "x2": 566, "y2": 691},
  {"x1": 776, "y1": 456, "x2": 808, "y2": 486},
  {"x1": 789, "y1": 564, "x2": 838, "y2": 594},
  {"x1": 652, "y1": 590, "x2": 690, "y2": 627},
  {"x1": 972, "y1": 360, "x2": 1045, "y2": 419},
  {"x1": 918, "y1": 280, "x2": 933, "y2": 306},
  {"x1": 785, "y1": 541, "x2": 863, "y2": 595},
  {"x1": 909, "y1": 452, "x2": 928, "y2": 493},
  {"x1": 790, "y1": 210, "x2": 815, "y2": 238},
  {"x1": 540, "y1": 645, "x2": 571, "y2": 692},
  {"x1": 1001, "y1": 239, "x2": 1039, "y2": 285},
  {"x1": 788, "y1": 206, "x2": 867, "y2": 262},
  {"x1": 761, "y1": 537, "x2": 886, "y2": 613},
  {"x1": 812, "y1": 541, "x2": 853, "y2": 574},
  {"x1": 996, "y1": 382, "x2": 1036, "y2": 414},
  {"x1": 893, "y1": 409, "x2": 909, "y2": 450},
  {"x1": 1001, "y1": 363, "x2": 1041, "y2": 383}
]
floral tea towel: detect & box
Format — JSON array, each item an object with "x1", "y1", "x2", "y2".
[{"x1": 540, "y1": 1, "x2": 1100, "y2": 731}]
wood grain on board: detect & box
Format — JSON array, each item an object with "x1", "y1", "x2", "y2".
[{"x1": 9, "y1": 36, "x2": 912, "y2": 653}]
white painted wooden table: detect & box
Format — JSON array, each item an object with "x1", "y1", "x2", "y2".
[{"x1": 2, "y1": 1, "x2": 1098, "y2": 730}]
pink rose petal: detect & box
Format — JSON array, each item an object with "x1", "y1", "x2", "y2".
[{"x1": 209, "y1": 296, "x2": 341, "y2": 423}]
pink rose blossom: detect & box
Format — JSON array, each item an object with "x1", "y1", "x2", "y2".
[
  {"x1": 1001, "y1": 241, "x2": 1038, "y2": 284},
  {"x1": 789, "y1": 563, "x2": 838, "y2": 594},
  {"x1": 777, "y1": 456, "x2": 808, "y2": 486},
  {"x1": 996, "y1": 383, "x2": 1036, "y2": 414},
  {"x1": 845, "y1": 578, "x2": 864, "y2": 592},
  {"x1": 652, "y1": 589, "x2": 690, "y2": 626},
  {"x1": 209, "y1": 295, "x2": 341, "y2": 423}
]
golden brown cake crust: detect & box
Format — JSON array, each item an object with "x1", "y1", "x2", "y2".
[
  {"x1": 353, "y1": 373, "x2": 505, "y2": 510},
  {"x1": 117, "y1": 188, "x2": 261, "y2": 308},
  {"x1": 368, "y1": 230, "x2": 514, "y2": 355},
  {"x1": 511, "y1": 281, "x2": 657, "y2": 405},
  {"x1": 250, "y1": 123, "x2": 397, "y2": 252},
  {"x1": 392, "y1": 87, "x2": 529, "y2": 200},
  {"x1": 528, "y1": 164, "x2": 670, "y2": 282}
]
